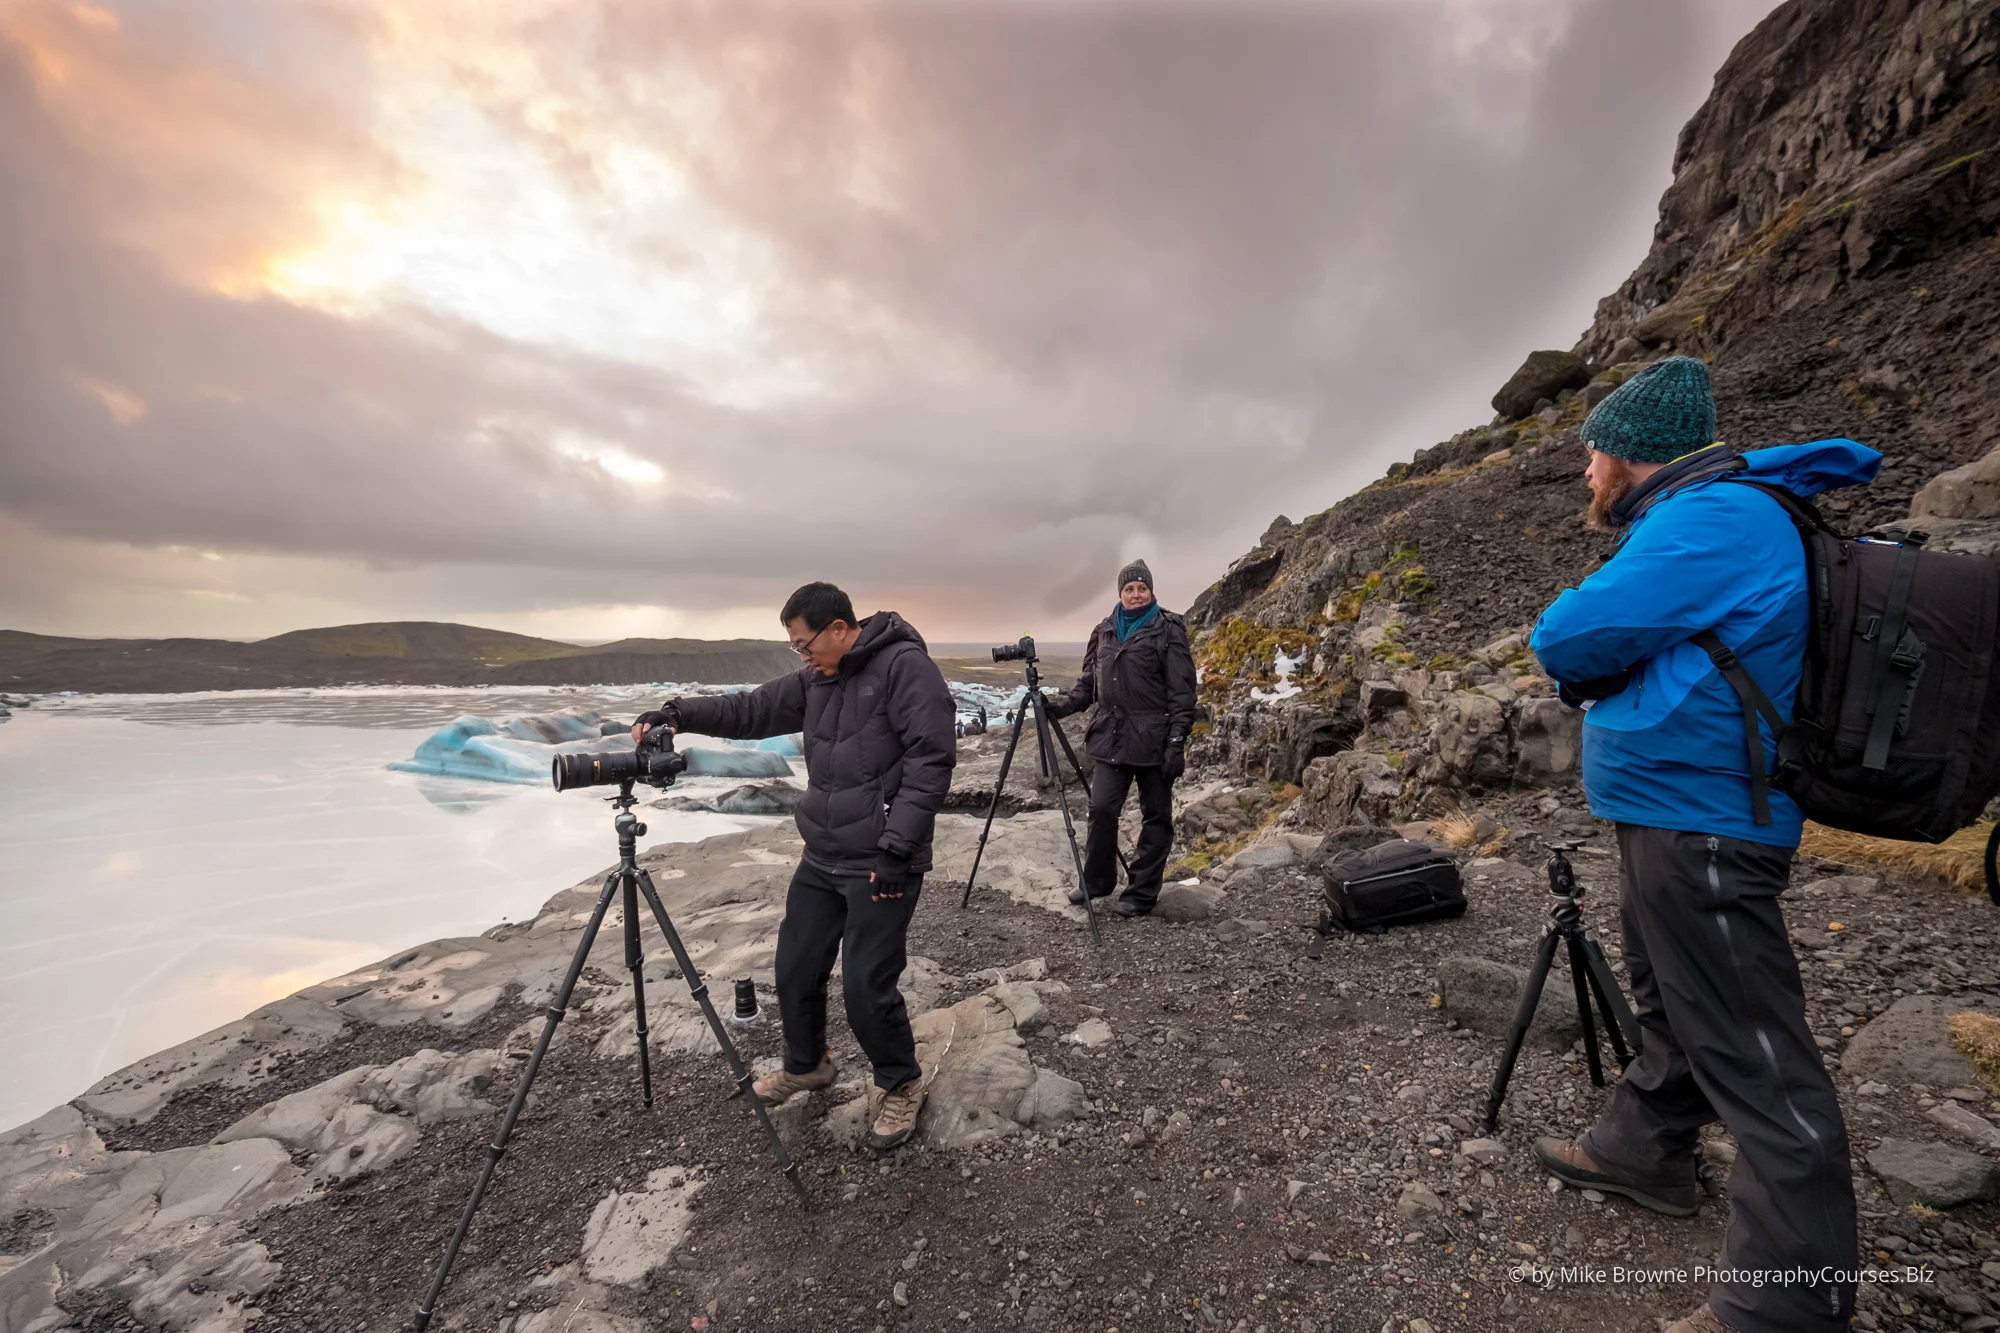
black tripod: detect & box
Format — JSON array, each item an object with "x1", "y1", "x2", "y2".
[
  {"x1": 414, "y1": 782, "x2": 806, "y2": 1330},
  {"x1": 1479, "y1": 840, "x2": 1643, "y2": 1134},
  {"x1": 957, "y1": 638, "x2": 1101, "y2": 947}
]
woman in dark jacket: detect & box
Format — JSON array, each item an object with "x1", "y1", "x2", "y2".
[{"x1": 1045, "y1": 560, "x2": 1199, "y2": 916}]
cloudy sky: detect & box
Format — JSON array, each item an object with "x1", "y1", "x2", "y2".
[{"x1": 0, "y1": 0, "x2": 1779, "y2": 644}]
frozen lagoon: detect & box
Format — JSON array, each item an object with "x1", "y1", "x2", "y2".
[{"x1": 0, "y1": 686, "x2": 775, "y2": 1133}]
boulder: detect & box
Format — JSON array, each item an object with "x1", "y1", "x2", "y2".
[
  {"x1": 1216, "y1": 836, "x2": 1298, "y2": 891},
  {"x1": 1928, "y1": 1103, "x2": 2000, "y2": 1152},
  {"x1": 1155, "y1": 882, "x2": 1227, "y2": 922},
  {"x1": 1299, "y1": 751, "x2": 1403, "y2": 828},
  {"x1": 1867, "y1": 1138, "x2": 2000, "y2": 1208},
  {"x1": 1911, "y1": 445, "x2": 2000, "y2": 520},
  {"x1": 1259, "y1": 515, "x2": 1300, "y2": 548},
  {"x1": 988, "y1": 981, "x2": 1050, "y2": 1036},
  {"x1": 1512, "y1": 698, "x2": 1583, "y2": 786},
  {"x1": 1437, "y1": 956, "x2": 1582, "y2": 1047},
  {"x1": 1492, "y1": 351, "x2": 1592, "y2": 422},
  {"x1": 826, "y1": 993, "x2": 1089, "y2": 1150},
  {"x1": 1435, "y1": 692, "x2": 1512, "y2": 787},
  {"x1": 1843, "y1": 995, "x2": 2000, "y2": 1089}
]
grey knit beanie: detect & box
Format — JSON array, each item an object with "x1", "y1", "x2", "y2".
[
  {"x1": 1117, "y1": 560, "x2": 1154, "y2": 593},
  {"x1": 1581, "y1": 356, "x2": 1717, "y2": 464}
]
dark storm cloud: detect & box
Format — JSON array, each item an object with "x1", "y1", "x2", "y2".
[{"x1": 0, "y1": 0, "x2": 1778, "y2": 638}]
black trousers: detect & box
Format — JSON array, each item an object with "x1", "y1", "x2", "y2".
[
  {"x1": 1582, "y1": 824, "x2": 1856, "y2": 1333},
  {"x1": 774, "y1": 861, "x2": 922, "y2": 1091},
  {"x1": 1082, "y1": 761, "x2": 1174, "y2": 903}
]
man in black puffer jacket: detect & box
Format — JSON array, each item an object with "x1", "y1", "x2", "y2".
[
  {"x1": 1045, "y1": 560, "x2": 1199, "y2": 917},
  {"x1": 629, "y1": 582, "x2": 955, "y2": 1151}
]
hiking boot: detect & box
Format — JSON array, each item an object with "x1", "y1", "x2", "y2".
[
  {"x1": 1067, "y1": 887, "x2": 1111, "y2": 906},
  {"x1": 751, "y1": 1054, "x2": 837, "y2": 1106},
  {"x1": 867, "y1": 1079, "x2": 926, "y2": 1152},
  {"x1": 1111, "y1": 897, "x2": 1152, "y2": 917},
  {"x1": 1664, "y1": 1304, "x2": 1739, "y2": 1333},
  {"x1": 1533, "y1": 1136, "x2": 1699, "y2": 1217}
]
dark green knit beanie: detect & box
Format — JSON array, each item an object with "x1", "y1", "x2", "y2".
[{"x1": 1580, "y1": 355, "x2": 1716, "y2": 464}]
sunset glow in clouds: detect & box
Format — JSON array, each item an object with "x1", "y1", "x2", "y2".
[{"x1": 0, "y1": 0, "x2": 1779, "y2": 641}]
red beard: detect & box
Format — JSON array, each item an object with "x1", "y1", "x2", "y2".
[{"x1": 1587, "y1": 457, "x2": 1643, "y2": 532}]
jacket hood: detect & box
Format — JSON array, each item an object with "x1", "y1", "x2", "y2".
[
  {"x1": 1614, "y1": 438, "x2": 1882, "y2": 527},
  {"x1": 843, "y1": 611, "x2": 925, "y2": 671},
  {"x1": 1738, "y1": 438, "x2": 1882, "y2": 497}
]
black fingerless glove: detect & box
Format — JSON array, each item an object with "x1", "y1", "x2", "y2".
[
  {"x1": 633, "y1": 705, "x2": 680, "y2": 732},
  {"x1": 1556, "y1": 669, "x2": 1632, "y2": 710},
  {"x1": 872, "y1": 849, "x2": 913, "y2": 893}
]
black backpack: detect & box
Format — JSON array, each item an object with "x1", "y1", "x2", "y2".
[{"x1": 1691, "y1": 472, "x2": 2000, "y2": 855}]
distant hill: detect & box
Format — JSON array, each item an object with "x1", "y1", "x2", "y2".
[{"x1": 0, "y1": 621, "x2": 799, "y2": 693}]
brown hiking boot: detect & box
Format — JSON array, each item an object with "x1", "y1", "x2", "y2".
[
  {"x1": 867, "y1": 1079, "x2": 926, "y2": 1152},
  {"x1": 751, "y1": 1054, "x2": 837, "y2": 1106},
  {"x1": 1664, "y1": 1304, "x2": 1739, "y2": 1333},
  {"x1": 1532, "y1": 1136, "x2": 1699, "y2": 1217}
]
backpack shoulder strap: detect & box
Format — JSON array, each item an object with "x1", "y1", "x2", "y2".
[
  {"x1": 1692, "y1": 629, "x2": 1789, "y2": 827},
  {"x1": 1722, "y1": 476, "x2": 1839, "y2": 537}
]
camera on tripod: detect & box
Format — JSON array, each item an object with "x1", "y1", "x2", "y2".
[
  {"x1": 549, "y1": 727, "x2": 689, "y2": 792},
  {"x1": 992, "y1": 635, "x2": 1037, "y2": 664}
]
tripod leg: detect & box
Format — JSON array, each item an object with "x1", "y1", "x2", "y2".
[
  {"x1": 633, "y1": 869, "x2": 809, "y2": 1206},
  {"x1": 1032, "y1": 694, "x2": 1100, "y2": 947},
  {"x1": 624, "y1": 873, "x2": 655, "y2": 1108},
  {"x1": 961, "y1": 705, "x2": 1030, "y2": 909},
  {"x1": 1479, "y1": 928, "x2": 1561, "y2": 1134},
  {"x1": 1567, "y1": 932, "x2": 1606, "y2": 1086},
  {"x1": 1579, "y1": 936, "x2": 1642, "y2": 1065},
  {"x1": 414, "y1": 870, "x2": 620, "y2": 1331}
]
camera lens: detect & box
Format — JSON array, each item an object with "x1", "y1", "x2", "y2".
[{"x1": 551, "y1": 749, "x2": 640, "y2": 791}]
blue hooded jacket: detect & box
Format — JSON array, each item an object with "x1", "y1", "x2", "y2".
[{"x1": 1529, "y1": 440, "x2": 1881, "y2": 847}]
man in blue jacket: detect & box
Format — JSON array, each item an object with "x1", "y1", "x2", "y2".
[{"x1": 1528, "y1": 357, "x2": 1877, "y2": 1333}]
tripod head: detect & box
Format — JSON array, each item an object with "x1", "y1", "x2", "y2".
[
  {"x1": 1541, "y1": 838, "x2": 1586, "y2": 903},
  {"x1": 992, "y1": 634, "x2": 1043, "y2": 690},
  {"x1": 609, "y1": 779, "x2": 647, "y2": 847}
]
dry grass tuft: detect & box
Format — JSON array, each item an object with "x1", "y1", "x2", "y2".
[
  {"x1": 1950, "y1": 1011, "x2": 2000, "y2": 1092},
  {"x1": 1430, "y1": 805, "x2": 1510, "y2": 858},
  {"x1": 1796, "y1": 820, "x2": 1992, "y2": 893}
]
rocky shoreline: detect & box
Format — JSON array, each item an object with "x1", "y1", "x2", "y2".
[{"x1": 6, "y1": 784, "x2": 2000, "y2": 1332}]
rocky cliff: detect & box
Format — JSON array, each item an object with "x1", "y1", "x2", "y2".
[{"x1": 1186, "y1": 0, "x2": 2000, "y2": 831}]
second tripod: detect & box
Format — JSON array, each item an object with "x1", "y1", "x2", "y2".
[
  {"x1": 958, "y1": 635, "x2": 1101, "y2": 946},
  {"x1": 1479, "y1": 839, "x2": 1643, "y2": 1134}
]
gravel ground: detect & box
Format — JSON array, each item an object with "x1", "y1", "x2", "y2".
[{"x1": 148, "y1": 785, "x2": 1997, "y2": 1333}]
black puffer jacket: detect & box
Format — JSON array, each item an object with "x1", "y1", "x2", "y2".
[
  {"x1": 669, "y1": 613, "x2": 957, "y2": 875},
  {"x1": 1048, "y1": 609, "x2": 1199, "y2": 767}
]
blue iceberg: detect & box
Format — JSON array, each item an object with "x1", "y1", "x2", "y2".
[
  {"x1": 391, "y1": 706, "x2": 795, "y2": 785},
  {"x1": 682, "y1": 746, "x2": 794, "y2": 778},
  {"x1": 390, "y1": 710, "x2": 613, "y2": 785}
]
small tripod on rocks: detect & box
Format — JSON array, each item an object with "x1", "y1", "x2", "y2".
[
  {"x1": 414, "y1": 781, "x2": 806, "y2": 1330},
  {"x1": 1479, "y1": 839, "x2": 1643, "y2": 1134}
]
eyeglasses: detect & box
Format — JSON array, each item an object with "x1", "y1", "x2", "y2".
[{"x1": 790, "y1": 624, "x2": 831, "y2": 658}]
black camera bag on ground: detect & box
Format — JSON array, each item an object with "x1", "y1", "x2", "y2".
[{"x1": 1319, "y1": 839, "x2": 1465, "y2": 933}]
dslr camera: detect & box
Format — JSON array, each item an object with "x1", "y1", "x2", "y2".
[
  {"x1": 550, "y1": 726, "x2": 688, "y2": 792},
  {"x1": 992, "y1": 635, "x2": 1037, "y2": 664}
]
